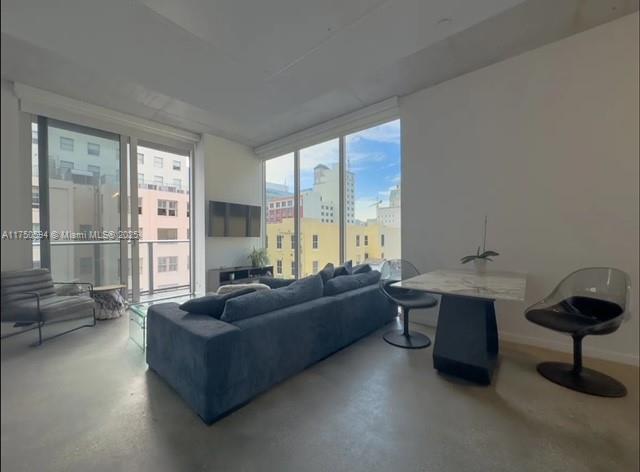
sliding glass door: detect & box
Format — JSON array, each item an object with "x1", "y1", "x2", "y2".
[
  {"x1": 32, "y1": 117, "x2": 193, "y2": 301},
  {"x1": 34, "y1": 118, "x2": 122, "y2": 285}
]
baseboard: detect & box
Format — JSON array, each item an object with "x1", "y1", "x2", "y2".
[
  {"x1": 412, "y1": 318, "x2": 639, "y2": 367},
  {"x1": 500, "y1": 331, "x2": 640, "y2": 367}
]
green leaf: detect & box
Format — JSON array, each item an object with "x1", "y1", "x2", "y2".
[
  {"x1": 479, "y1": 250, "x2": 499, "y2": 258},
  {"x1": 460, "y1": 255, "x2": 477, "y2": 264}
]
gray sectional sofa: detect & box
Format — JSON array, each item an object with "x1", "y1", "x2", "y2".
[{"x1": 146, "y1": 270, "x2": 395, "y2": 424}]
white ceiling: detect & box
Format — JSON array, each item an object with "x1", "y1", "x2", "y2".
[{"x1": 1, "y1": 0, "x2": 637, "y2": 147}]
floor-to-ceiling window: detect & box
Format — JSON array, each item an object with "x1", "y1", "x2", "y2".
[
  {"x1": 299, "y1": 139, "x2": 340, "y2": 277},
  {"x1": 33, "y1": 119, "x2": 122, "y2": 285},
  {"x1": 265, "y1": 153, "x2": 295, "y2": 278},
  {"x1": 31, "y1": 117, "x2": 194, "y2": 301},
  {"x1": 136, "y1": 143, "x2": 191, "y2": 297},
  {"x1": 345, "y1": 119, "x2": 401, "y2": 265},
  {"x1": 262, "y1": 119, "x2": 400, "y2": 278}
]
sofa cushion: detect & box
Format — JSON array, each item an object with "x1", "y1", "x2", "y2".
[
  {"x1": 318, "y1": 263, "x2": 335, "y2": 284},
  {"x1": 333, "y1": 260, "x2": 353, "y2": 277},
  {"x1": 179, "y1": 288, "x2": 256, "y2": 318},
  {"x1": 352, "y1": 263, "x2": 372, "y2": 274},
  {"x1": 324, "y1": 271, "x2": 381, "y2": 296},
  {"x1": 259, "y1": 277, "x2": 296, "y2": 289},
  {"x1": 221, "y1": 274, "x2": 324, "y2": 323}
]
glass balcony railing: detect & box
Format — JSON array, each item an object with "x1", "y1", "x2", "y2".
[{"x1": 33, "y1": 239, "x2": 191, "y2": 299}]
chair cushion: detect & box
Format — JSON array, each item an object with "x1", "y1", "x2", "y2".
[
  {"x1": 324, "y1": 271, "x2": 381, "y2": 296},
  {"x1": 318, "y1": 263, "x2": 335, "y2": 284},
  {"x1": 179, "y1": 288, "x2": 257, "y2": 318},
  {"x1": 221, "y1": 274, "x2": 324, "y2": 323},
  {"x1": 352, "y1": 263, "x2": 372, "y2": 274},
  {"x1": 333, "y1": 260, "x2": 353, "y2": 277},
  {"x1": 5, "y1": 295, "x2": 95, "y2": 322},
  {"x1": 382, "y1": 283, "x2": 438, "y2": 309},
  {"x1": 526, "y1": 296, "x2": 623, "y2": 334}
]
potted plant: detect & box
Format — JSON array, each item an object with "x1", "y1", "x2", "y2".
[
  {"x1": 460, "y1": 216, "x2": 499, "y2": 273},
  {"x1": 248, "y1": 247, "x2": 269, "y2": 268}
]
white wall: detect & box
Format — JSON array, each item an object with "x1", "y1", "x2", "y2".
[
  {"x1": 1, "y1": 80, "x2": 32, "y2": 270},
  {"x1": 201, "y1": 134, "x2": 263, "y2": 273},
  {"x1": 400, "y1": 14, "x2": 639, "y2": 365}
]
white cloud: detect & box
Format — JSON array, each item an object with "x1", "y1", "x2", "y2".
[{"x1": 347, "y1": 119, "x2": 400, "y2": 144}]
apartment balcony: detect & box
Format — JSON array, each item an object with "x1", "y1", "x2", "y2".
[{"x1": 33, "y1": 239, "x2": 191, "y2": 302}]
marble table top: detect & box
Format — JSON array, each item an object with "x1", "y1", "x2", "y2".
[{"x1": 391, "y1": 269, "x2": 527, "y2": 302}]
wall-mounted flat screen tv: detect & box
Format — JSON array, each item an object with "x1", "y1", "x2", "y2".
[{"x1": 208, "y1": 201, "x2": 261, "y2": 237}]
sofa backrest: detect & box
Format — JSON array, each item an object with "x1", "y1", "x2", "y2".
[
  {"x1": 323, "y1": 271, "x2": 381, "y2": 296},
  {"x1": 221, "y1": 274, "x2": 324, "y2": 323},
  {"x1": 1, "y1": 269, "x2": 56, "y2": 306}
]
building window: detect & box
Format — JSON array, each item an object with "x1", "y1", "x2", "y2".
[
  {"x1": 157, "y1": 228, "x2": 178, "y2": 240},
  {"x1": 87, "y1": 143, "x2": 100, "y2": 156},
  {"x1": 32, "y1": 187, "x2": 40, "y2": 208},
  {"x1": 154, "y1": 156, "x2": 163, "y2": 168},
  {"x1": 291, "y1": 234, "x2": 296, "y2": 249},
  {"x1": 137, "y1": 153, "x2": 144, "y2": 165},
  {"x1": 172, "y1": 160, "x2": 181, "y2": 171},
  {"x1": 87, "y1": 165, "x2": 100, "y2": 176},
  {"x1": 154, "y1": 175, "x2": 163, "y2": 186},
  {"x1": 312, "y1": 234, "x2": 319, "y2": 249},
  {"x1": 312, "y1": 261, "x2": 319, "y2": 273},
  {"x1": 291, "y1": 260, "x2": 296, "y2": 277},
  {"x1": 158, "y1": 256, "x2": 178, "y2": 272},
  {"x1": 60, "y1": 137, "x2": 74, "y2": 151},
  {"x1": 32, "y1": 129, "x2": 38, "y2": 144},
  {"x1": 138, "y1": 197, "x2": 143, "y2": 214},
  {"x1": 364, "y1": 235, "x2": 369, "y2": 246},
  {"x1": 265, "y1": 235, "x2": 268, "y2": 248},
  {"x1": 276, "y1": 260, "x2": 283, "y2": 274},
  {"x1": 381, "y1": 234, "x2": 385, "y2": 247},
  {"x1": 356, "y1": 235, "x2": 360, "y2": 247},
  {"x1": 186, "y1": 201, "x2": 190, "y2": 218},
  {"x1": 173, "y1": 178, "x2": 181, "y2": 188},
  {"x1": 364, "y1": 252, "x2": 369, "y2": 260},
  {"x1": 276, "y1": 234, "x2": 283, "y2": 249},
  {"x1": 157, "y1": 199, "x2": 177, "y2": 216}
]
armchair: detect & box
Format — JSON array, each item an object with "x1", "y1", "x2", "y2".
[{"x1": 1, "y1": 268, "x2": 96, "y2": 346}]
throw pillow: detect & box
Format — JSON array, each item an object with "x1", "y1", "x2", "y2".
[
  {"x1": 333, "y1": 260, "x2": 353, "y2": 277},
  {"x1": 319, "y1": 263, "x2": 335, "y2": 284},
  {"x1": 352, "y1": 263, "x2": 372, "y2": 274},
  {"x1": 259, "y1": 277, "x2": 296, "y2": 289},
  {"x1": 179, "y1": 288, "x2": 256, "y2": 318}
]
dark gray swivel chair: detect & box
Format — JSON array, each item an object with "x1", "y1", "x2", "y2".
[
  {"x1": 1, "y1": 268, "x2": 96, "y2": 346},
  {"x1": 525, "y1": 267, "x2": 630, "y2": 397},
  {"x1": 379, "y1": 260, "x2": 438, "y2": 349}
]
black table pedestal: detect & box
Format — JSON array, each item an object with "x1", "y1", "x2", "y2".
[{"x1": 433, "y1": 295, "x2": 498, "y2": 385}]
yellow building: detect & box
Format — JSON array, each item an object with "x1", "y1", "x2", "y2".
[{"x1": 266, "y1": 218, "x2": 400, "y2": 278}]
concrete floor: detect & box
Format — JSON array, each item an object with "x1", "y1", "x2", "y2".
[{"x1": 1, "y1": 315, "x2": 638, "y2": 472}]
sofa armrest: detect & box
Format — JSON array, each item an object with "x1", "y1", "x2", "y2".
[{"x1": 146, "y1": 303, "x2": 248, "y2": 423}]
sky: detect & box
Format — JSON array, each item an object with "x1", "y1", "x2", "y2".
[{"x1": 265, "y1": 119, "x2": 400, "y2": 221}]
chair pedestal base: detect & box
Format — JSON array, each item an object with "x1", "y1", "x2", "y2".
[
  {"x1": 383, "y1": 330, "x2": 431, "y2": 349},
  {"x1": 537, "y1": 362, "x2": 627, "y2": 398}
]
